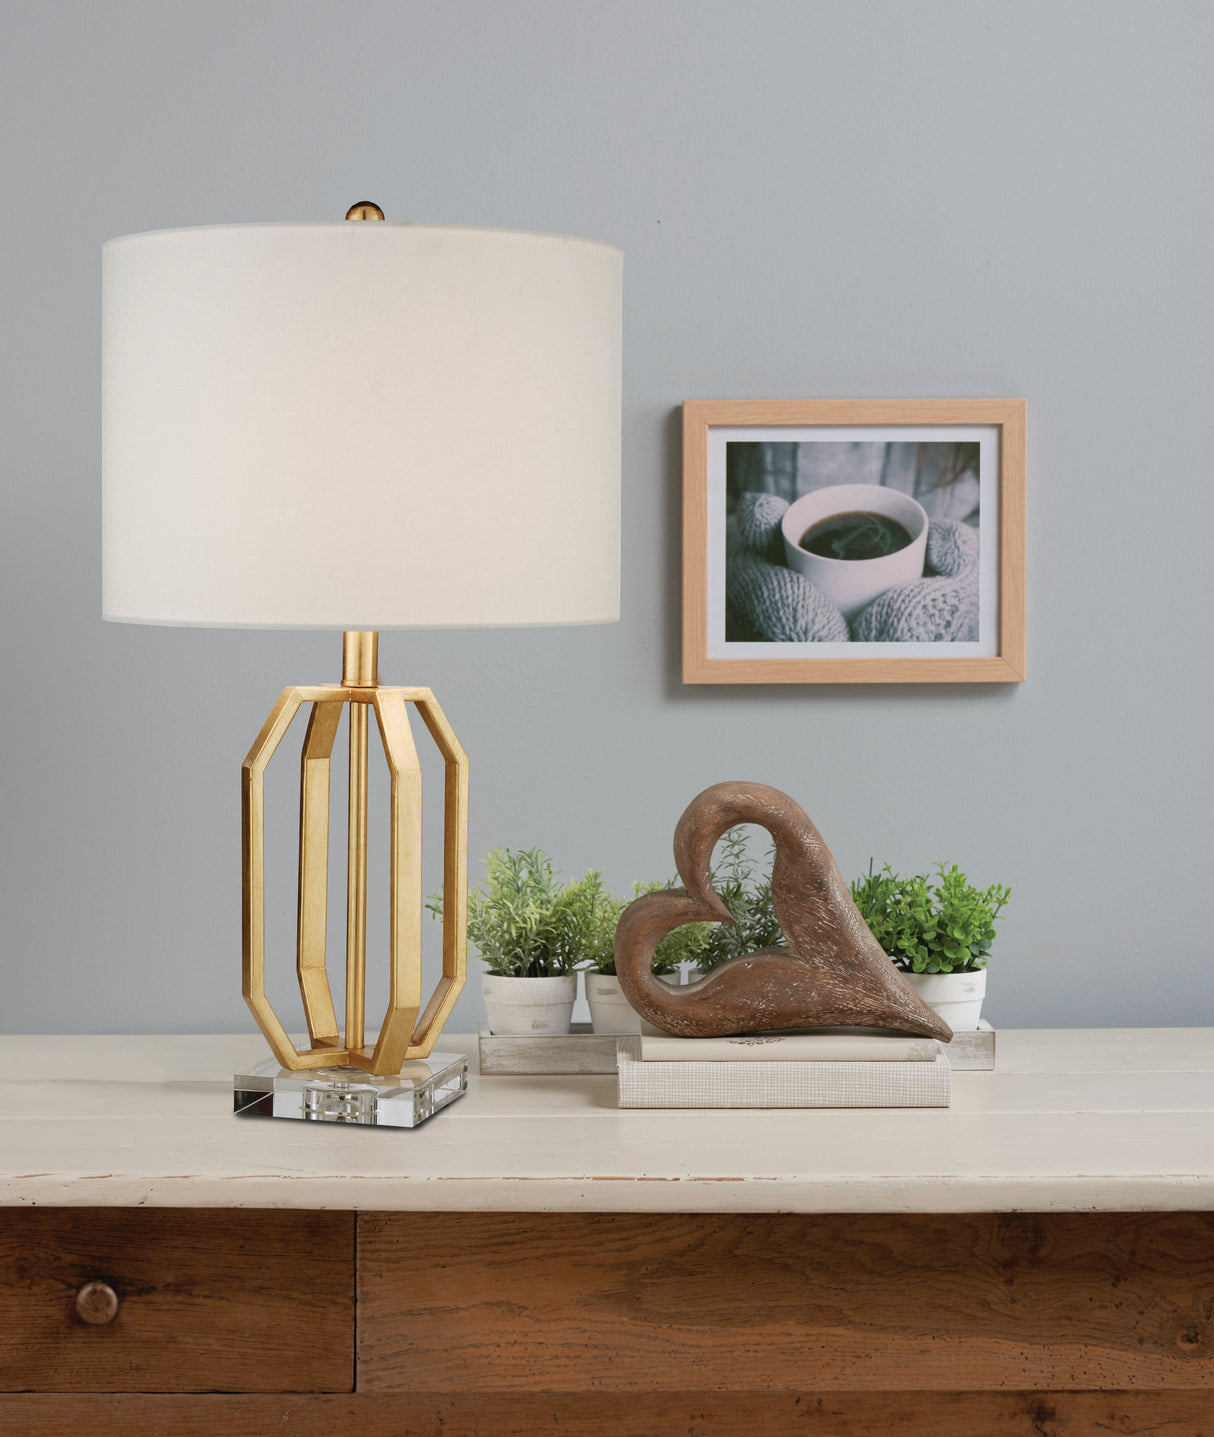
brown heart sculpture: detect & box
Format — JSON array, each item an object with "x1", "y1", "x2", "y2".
[{"x1": 614, "y1": 781, "x2": 952, "y2": 1042}]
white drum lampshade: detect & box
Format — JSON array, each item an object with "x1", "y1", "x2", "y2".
[{"x1": 102, "y1": 222, "x2": 621, "y2": 628}]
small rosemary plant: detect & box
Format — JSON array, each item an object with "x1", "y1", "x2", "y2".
[
  {"x1": 426, "y1": 847, "x2": 613, "y2": 978},
  {"x1": 693, "y1": 826, "x2": 786, "y2": 972},
  {"x1": 427, "y1": 849, "x2": 708, "y2": 978}
]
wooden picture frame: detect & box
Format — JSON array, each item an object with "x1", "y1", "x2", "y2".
[{"x1": 682, "y1": 399, "x2": 1025, "y2": 684}]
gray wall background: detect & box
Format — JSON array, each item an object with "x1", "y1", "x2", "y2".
[{"x1": 3, "y1": 0, "x2": 1211, "y2": 1037}]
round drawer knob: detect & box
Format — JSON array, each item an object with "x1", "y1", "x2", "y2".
[{"x1": 74, "y1": 1281, "x2": 120, "y2": 1326}]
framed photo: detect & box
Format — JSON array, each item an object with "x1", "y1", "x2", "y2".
[{"x1": 682, "y1": 399, "x2": 1025, "y2": 684}]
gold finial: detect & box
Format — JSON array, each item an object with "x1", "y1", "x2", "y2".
[{"x1": 345, "y1": 201, "x2": 385, "y2": 222}]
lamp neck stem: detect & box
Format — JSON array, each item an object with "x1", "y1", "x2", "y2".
[{"x1": 341, "y1": 631, "x2": 379, "y2": 688}]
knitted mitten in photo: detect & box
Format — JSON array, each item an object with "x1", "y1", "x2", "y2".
[
  {"x1": 726, "y1": 492, "x2": 980, "y2": 644},
  {"x1": 850, "y1": 519, "x2": 979, "y2": 642},
  {"x1": 726, "y1": 494, "x2": 848, "y2": 642}
]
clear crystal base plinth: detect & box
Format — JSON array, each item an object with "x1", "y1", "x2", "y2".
[{"x1": 233, "y1": 1053, "x2": 468, "y2": 1128}]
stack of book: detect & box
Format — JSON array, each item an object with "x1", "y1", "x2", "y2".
[{"x1": 616, "y1": 1028, "x2": 950, "y2": 1109}]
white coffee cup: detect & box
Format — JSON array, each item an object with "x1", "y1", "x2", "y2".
[{"x1": 780, "y1": 483, "x2": 929, "y2": 623}]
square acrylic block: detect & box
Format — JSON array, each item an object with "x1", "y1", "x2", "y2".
[{"x1": 233, "y1": 1052, "x2": 468, "y2": 1128}]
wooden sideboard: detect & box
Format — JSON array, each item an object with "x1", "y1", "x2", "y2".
[{"x1": 1, "y1": 1030, "x2": 1212, "y2": 1435}]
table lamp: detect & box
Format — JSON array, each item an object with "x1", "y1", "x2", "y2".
[{"x1": 102, "y1": 203, "x2": 621, "y2": 1125}]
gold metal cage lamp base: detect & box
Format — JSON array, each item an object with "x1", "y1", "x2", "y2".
[{"x1": 241, "y1": 631, "x2": 469, "y2": 1077}]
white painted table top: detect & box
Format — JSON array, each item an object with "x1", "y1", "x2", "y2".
[{"x1": 1, "y1": 1030, "x2": 1212, "y2": 1213}]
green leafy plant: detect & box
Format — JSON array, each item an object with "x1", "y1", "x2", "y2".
[
  {"x1": 850, "y1": 861, "x2": 1010, "y2": 974},
  {"x1": 426, "y1": 849, "x2": 709, "y2": 978},
  {"x1": 694, "y1": 826, "x2": 786, "y2": 972},
  {"x1": 426, "y1": 848, "x2": 611, "y2": 978},
  {"x1": 584, "y1": 880, "x2": 712, "y2": 977}
]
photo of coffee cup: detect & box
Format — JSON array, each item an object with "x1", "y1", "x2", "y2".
[{"x1": 780, "y1": 483, "x2": 929, "y2": 623}]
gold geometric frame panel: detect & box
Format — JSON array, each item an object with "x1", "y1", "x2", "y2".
[{"x1": 241, "y1": 684, "x2": 468, "y2": 1076}]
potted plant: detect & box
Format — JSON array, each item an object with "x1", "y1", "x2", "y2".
[
  {"x1": 850, "y1": 862, "x2": 1011, "y2": 1031},
  {"x1": 691, "y1": 828, "x2": 786, "y2": 979},
  {"x1": 583, "y1": 882, "x2": 712, "y2": 1034},
  {"x1": 427, "y1": 848, "x2": 616, "y2": 1035}
]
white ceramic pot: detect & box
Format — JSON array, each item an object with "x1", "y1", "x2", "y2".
[
  {"x1": 586, "y1": 973, "x2": 640, "y2": 1035},
  {"x1": 586, "y1": 972, "x2": 684, "y2": 1034},
  {"x1": 482, "y1": 973, "x2": 577, "y2": 1036},
  {"x1": 901, "y1": 968, "x2": 987, "y2": 1032}
]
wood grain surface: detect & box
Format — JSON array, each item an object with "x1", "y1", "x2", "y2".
[
  {"x1": 2, "y1": 1389, "x2": 1210, "y2": 1436},
  {"x1": 0, "y1": 1208, "x2": 354, "y2": 1392},
  {"x1": 358, "y1": 1211, "x2": 1214, "y2": 1393}
]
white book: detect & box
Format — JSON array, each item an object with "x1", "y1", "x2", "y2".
[
  {"x1": 617, "y1": 1037, "x2": 950, "y2": 1109},
  {"x1": 638, "y1": 1028, "x2": 940, "y2": 1063}
]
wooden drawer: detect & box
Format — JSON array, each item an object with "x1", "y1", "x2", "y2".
[
  {"x1": 0, "y1": 1208, "x2": 354, "y2": 1392},
  {"x1": 358, "y1": 1211, "x2": 1214, "y2": 1393}
]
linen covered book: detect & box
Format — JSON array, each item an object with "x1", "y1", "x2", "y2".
[
  {"x1": 638, "y1": 1029, "x2": 940, "y2": 1062},
  {"x1": 616, "y1": 1036, "x2": 951, "y2": 1109}
]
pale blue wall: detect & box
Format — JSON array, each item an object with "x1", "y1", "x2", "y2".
[{"x1": 3, "y1": 0, "x2": 1211, "y2": 1033}]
